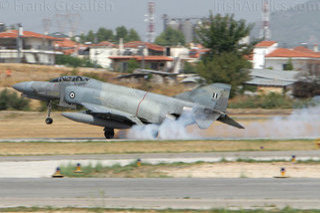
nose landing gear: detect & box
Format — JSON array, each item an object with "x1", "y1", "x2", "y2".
[
  {"x1": 104, "y1": 127, "x2": 115, "y2": 139},
  {"x1": 45, "y1": 101, "x2": 53, "y2": 125}
]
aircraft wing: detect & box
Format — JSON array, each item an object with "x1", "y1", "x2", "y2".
[{"x1": 81, "y1": 102, "x2": 144, "y2": 125}]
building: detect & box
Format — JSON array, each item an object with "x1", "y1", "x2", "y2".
[
  {"x1": 0, "y1": 29, "x2": 61, "y2": 64},
  {"x1": 108, "y1": 41, "x2": 173, "y2": 72},
  {"x1": 109, "y1": 55, "x2": 173, "y2": 72},
  {"x1": 246, "y1": 69, "x2": 299, "y2": 94},
  {"x1": 123, "y1": 41, "x2": 165, "y2": 56},
  {"x1": 89, "y1": 41, "x2": 118, "y2": 68},
  {"x1": 265, "y1": 47, "x2": 320, "y2": 71},
  {"x1": 54, "y1": 38, "x2": 81, "y2": 55},
  {"x1": 253, "y1": 41, "x2": 278, "y2": 69},
  {"x1": 252, "y1": 41, "x2": 320, "y2": 72}
]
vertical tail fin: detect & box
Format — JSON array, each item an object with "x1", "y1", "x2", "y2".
[
  {"x1": 174, "y1": 83, "x2": 231, "y2": 112},
  {"x1": 175, "y1": 83, "x2": 244, "y2": 129}
]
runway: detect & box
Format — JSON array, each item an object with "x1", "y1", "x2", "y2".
[
  {"x1": 0, "y1": 137, "x2": 319, "y2": 143},
  {"x1": 1, "y1": 178, "x2": 320, "y2": 209}
]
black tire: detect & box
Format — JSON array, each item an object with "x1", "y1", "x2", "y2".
[
  {"x1": 45, "y1": 117, "x2": 53, "y2": 125},
  {"x1": 104, "y1": 128, "x2": 115, "y2": 139}
]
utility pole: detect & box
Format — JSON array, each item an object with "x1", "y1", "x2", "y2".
[
  {"x1": 146, "y1": 2, "x2": 155, "y2": 43},
  {"x1": 139, "y1": 45, "x2": 146, "y2": 69},
  {"x1": 16, "y1": 23, "x2": 23, "y2": 63}
]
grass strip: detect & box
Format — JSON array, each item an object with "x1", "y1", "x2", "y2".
[{"x1": 0, "y1": 139, "x2": 319, "y2": 156}]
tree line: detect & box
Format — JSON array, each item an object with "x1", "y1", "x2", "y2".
[
  {"x1": 76, "y1": 25, "x2": 186, "y2": 46},
  {"x1": 77, "y1": 26, "x2": 141, "y2": 44}
]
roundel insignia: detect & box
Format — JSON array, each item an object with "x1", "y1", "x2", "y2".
[{"x1": 69, "y1": 91, "x2": 76, "y2": 99}]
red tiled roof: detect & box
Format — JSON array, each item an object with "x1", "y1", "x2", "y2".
[
  {"x1": 124, "y1": 41, "x2": 164, "y2": 52},
  {"x1": 266, "y1": 48, "x2": 320, "y2": 58},
  {"x1": 293, "y1": 46, "x2": 314, "y2": 53},
  {"x1": 54, "y1": 38, "x2": 79, "y2": 48},
  {"x1": 91, "y1": 41, "x2": 117, "y2": 47},
  {"x1": 0, "y1": 30, "x2": 59, "y2": 40},
  {"x1": 62, "y1": 49, "x2": 77, "y2": 55},
  {"x1": 255, "y1": 41, "x2": 277, "y2": 47},
  {"x1": 109, "y1": 55, "x2": 173, "y2": 61}
]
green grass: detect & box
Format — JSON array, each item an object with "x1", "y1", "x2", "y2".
[
  {"x1": 59, "y1": 159, "x2": 320, "y2": 178},
  {"x1": 60, "y1": 161, "x2": 171, "y2": 178}
]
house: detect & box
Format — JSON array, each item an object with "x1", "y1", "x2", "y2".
[
  {"x1": 108, "y1": 41, "x2": 174, "y2": 72},
  {"x1": 245, "y1": 69, "x2": 300, "y2": 94},
  {"x1": 0, "y1": 29, "x2": 61, "y2": 65},
  {"x1": 265, "y1": 47, "x2": 320, "y2": 71},
  {"x1": 253, "y1": 41, "x2": 278, "y2": 69},
  {"x1": 89, "y1": 41, "x2": 118, "y2": 68},
  {"x1": 109, "y1": 55, "x2": 173, "y2": 72},
  {"x1": 123, "y1": 41, "x2": 165, "y2": 56},
  {"x1": 54, "y1": 38, "x2": 81, "y2": 55},
  {"x1": 252, "y1": 40, "x2": 320, "y2": 72}
]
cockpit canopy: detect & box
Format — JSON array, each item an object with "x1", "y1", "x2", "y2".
[{"x1": 50, "y1": 76, "x2": 90, "y2": 83}]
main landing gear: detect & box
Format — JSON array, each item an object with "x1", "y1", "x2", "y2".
[
  {"x1": 45, "y1": 101, "x2": 53, "y2": 125},
  {"x1": 104, "y1": 127, "x2": 115, "y2": 139}
]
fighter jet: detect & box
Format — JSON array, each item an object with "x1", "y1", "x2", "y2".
[{"x1": 12, "y1": 76, "x2": 244, "y2": 139}]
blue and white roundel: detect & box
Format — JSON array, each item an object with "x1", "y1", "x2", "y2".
[{"x1": 69, "y1": 91, "x2": 76, "y2": 99}]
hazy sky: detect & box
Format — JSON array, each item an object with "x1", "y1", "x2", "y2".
[{"x1": 0, "y1": 0, "x2": 311, "y2": 40}]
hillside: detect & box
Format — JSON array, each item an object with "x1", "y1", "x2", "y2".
[{"x1": 253, "y1": 0, "x2": 320, "y2": 46}]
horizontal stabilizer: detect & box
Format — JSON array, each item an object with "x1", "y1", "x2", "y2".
[
  {"x1": 218, "y1": 115, "x2": 245, "y2": 129},
  {"x1": 193, "y1": 107, "x2": 221, "y2": 129}
]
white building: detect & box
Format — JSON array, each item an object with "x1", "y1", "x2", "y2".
[
  {"x1": 253, "y1": 41, "x2": 278, "y2": 69},
  {"x1": 89, "y1": 41, "x2": 118, "y2": 68},
  {"x1": 0, "y1": 30, "x2": 61, "y2": 65},
  {"x1": 265, "y1": 47, "x2": 320, "y2": 71}
]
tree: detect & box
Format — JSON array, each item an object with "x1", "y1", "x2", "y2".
[
  {"x1": 293, "y1": 65, "x2": 320, "y2": 98},
  {"x1": 155, "y1": 27, "x2": 186, "y2": 46},
  {"x1": 283, "y1": 58, "x2": 294, "y2": 70},
  {"x1": 127, "y1": 59, "x2": 140, "y2": 73},
  {"x1": 194, "y1": 13, "x2": 256, "y2": 96},
  {"x1": 55, "y1": 55, "x2": 97, "y2": 68},
  {"x1": 127, "y1": 29, "x2": 141, "y2": 42},
  {"x1": 115, "y1": 26, "x2": 128, "y2": 42},
  {"x1": 183, "y1": 62, "x2": 196, "y2": 74},
  {"x1": 96, "y1": 27, "x2": 114, "y2": 42},
  {"x1": 79, "y1": 33, "x2": 87, "y2": 43},
  {"x1": 86, "y1": 30, "x2": 96, "y2": 43},
  {"x1": 196, "y1": 13, "x2": 255, "y2": 58},
  {"x1": 196, "y1": 52, "x2": 251, "y2": 97}
]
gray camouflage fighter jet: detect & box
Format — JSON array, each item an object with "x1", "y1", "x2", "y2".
[{"x1": 12, "y1": 76, "x2": 244, "y2": 139}]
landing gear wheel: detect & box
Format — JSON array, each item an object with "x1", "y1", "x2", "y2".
[
  {"x1": 45, "y1": 117, "x2": 53, "y2": 125},
  {"x1": 45, "y1": 100, "x2": 53, "y2": 125},
  {"x1": 104, "y1": 128, "x2": 115, "y2": 139}
]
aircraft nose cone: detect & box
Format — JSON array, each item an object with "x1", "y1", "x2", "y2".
[{"x1": 12, "y1": 82, "x2": 33, "y2": 93}]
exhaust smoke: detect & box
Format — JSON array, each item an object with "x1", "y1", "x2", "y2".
[
  {"x1": 207, "y1": 105, "x2": 320, "y2": 139},
  {"x1": 127, "y1": 111, "x2": 200, "y2": 140}
]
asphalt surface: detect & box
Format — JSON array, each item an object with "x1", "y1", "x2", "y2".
[
  {"x1": 0, "y1": 137, "x2": 319, "y2": 142},
  {"x1": 1, "y1": 178, "x2": 320, "y2": 209}
]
